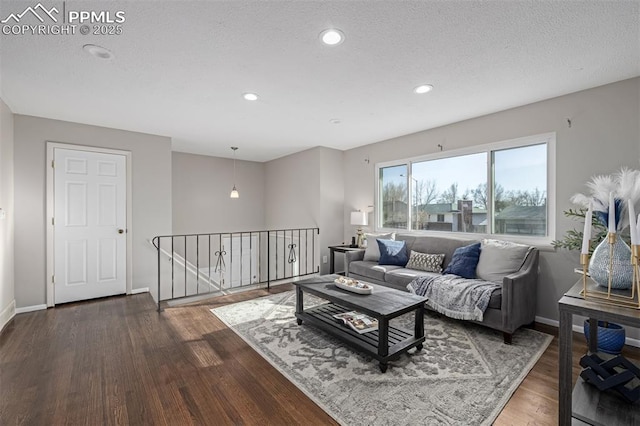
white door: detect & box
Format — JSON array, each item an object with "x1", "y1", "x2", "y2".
[{"x1": 54, "y1": 148, "x2": 127, "y2": 304}]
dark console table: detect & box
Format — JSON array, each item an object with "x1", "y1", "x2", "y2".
[{"x1": 558, "y1": 279, "x2": 640, "y2": 425}]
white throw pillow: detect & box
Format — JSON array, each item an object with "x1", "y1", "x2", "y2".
[
  {"x1": 363, "y1": 233, "x2": 395, "y2": 261},
  {"x1": 476, "y1": 239, "x2": 532, "y2": 283}
]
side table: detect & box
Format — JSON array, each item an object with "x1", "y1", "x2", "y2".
[
  {"x1": 328, "y1": 245, "x2": 363, "y2": 274},
  {"x1": 558, "y1": 278, "x2": 640, "y2": 426}
]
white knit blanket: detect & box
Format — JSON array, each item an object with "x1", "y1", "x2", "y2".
[{"x1": 407, "y1": 274, "x2": 500, "y2": 321}]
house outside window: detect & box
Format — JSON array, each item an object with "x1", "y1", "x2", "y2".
[{"x1": 375, "y1": 133, "x2": 555, "y2": 244}]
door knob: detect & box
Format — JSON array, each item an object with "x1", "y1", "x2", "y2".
[{"x1": 118, "y1": 229, "x2": 124, "y2": 234}]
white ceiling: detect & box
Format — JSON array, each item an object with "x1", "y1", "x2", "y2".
[{"x1": 1, "y1": 1, "x2": 639, "y2": 162}]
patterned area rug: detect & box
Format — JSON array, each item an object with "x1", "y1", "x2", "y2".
[{"x1": 211, "y1": 291, "x2": 552, "y2": 425}]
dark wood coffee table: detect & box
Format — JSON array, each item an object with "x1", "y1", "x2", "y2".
[{"x1": 294, "y1": 275, "x2": 427, "y2": 372}]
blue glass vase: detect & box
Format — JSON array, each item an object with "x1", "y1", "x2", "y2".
[{"x1": 588, "y1": 234, "x2": 633, "y2": 289}]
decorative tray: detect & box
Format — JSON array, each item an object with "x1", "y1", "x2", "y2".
[{"x1": 334, "y1": 277, "x2": 373, "y2": 294}]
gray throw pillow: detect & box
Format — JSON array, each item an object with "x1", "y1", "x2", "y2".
[
  {"x1": 363, "y1": 232, "x2": 395, "y2": 261},
  {"x1": 476, "y1": 239, "x2": 532, "y2": 283},
  {"x1": 405, "y1": 251, "x2": 445, "y2": 273}
]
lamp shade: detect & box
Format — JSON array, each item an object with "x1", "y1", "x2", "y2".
[{"x1": 350, "y1": 211, "x2": 368, "y2": 226}]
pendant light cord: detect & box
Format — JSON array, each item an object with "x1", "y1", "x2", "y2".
[{"x1": 232, "y1": 146, "x2": 238, "y2": 185}]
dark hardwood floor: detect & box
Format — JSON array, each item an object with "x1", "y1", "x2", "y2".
[{"x1": 1, "y1": 285, "x2": 638, "y2": 425}]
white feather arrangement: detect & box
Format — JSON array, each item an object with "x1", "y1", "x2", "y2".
[{"x1": 571, "y1": 167, "x2": 640, "y2": 232}]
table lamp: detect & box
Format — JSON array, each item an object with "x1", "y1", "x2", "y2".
[{"x1": 350, "y1": 211, "x2": 368, "y2": 248}]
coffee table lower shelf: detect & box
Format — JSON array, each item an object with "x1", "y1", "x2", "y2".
[{"x1": 295, "y1": 303, "x2": 424, "y2": 372}]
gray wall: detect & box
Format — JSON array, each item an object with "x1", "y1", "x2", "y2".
[
  {"x1": 264, "y1": 146, "x2": 344, "y2": 274},
  {"x1": 0, "y1": 99, "x2": 14, "y2": 326},
  {"x1": 343, "y1": 77, "x2": 640, "y2": 322},
  {"x1": 172, "y1": 152, "x2": 265, "y2": 234},
  {"x1": 319, "y1": 147, "x2": 347, "y2": 272},
  {"x1": 13, "y1": 115, "x2": 172, "y2": 307}
]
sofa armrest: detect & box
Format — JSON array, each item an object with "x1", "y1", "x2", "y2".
[
  {"x1": 345, "y1": 249, "x2": 365, "y2": 276},
  {"x1": 501, "y1": 248, "x2": 539, "y2": 333}
]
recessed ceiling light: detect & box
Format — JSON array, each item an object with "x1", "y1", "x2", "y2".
[
  {"x1": 329, "y1": 119, "x2": 341, "y2": 124},
  {"x1": 414, "y1": 84, "x2": 433, "y2": 94},
  {"x1": 320, "y1": 29, "x2": 345, "y2": 46},
  {"x1": 243, "y1": 93, "x2": 259, "y2": 101},
  {"x1": 83, "y1": 44, "x2": 114, "y2": 60}
]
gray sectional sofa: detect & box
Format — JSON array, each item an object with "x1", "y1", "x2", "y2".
[{"x1": 344, "y1": 234, "x2": 539, "y2": 344}]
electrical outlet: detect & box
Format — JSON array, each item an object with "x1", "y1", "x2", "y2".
[{"x1": 322, "y1": 255, "x2": 328, "y2": 264}]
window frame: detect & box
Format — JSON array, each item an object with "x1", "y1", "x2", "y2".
[{"x1": 374, "y1": 132, "x2": 556, "y2": 246}]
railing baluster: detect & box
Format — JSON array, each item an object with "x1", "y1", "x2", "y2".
[
  {"x1": 171, "y1": 236, "x2": 175, "y2": 299},
  {"x1": 298, "y1": 229, "x2": 301, "y2": 277},
  {"x1": 313, "y1": 229, "x2": 317, "y2": 273},
  {"x1": 196, "y1": 235, "x2": 200, "y2": 295},
  {"x1": 156, "y1": 237, "x2": 161, "y2": 312}
]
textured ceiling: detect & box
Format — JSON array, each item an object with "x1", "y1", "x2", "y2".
[{"x1": 1, "y1": 1, "x2": 639, "y2": 162}]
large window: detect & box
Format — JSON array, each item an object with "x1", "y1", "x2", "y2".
[
  {"x1": 376, "y1": 133, "x2": 554, "y2": 241},
  {"x1": 493, "y1": 144, "x2": 547, "y2": 236},
  {"x1": 411, "y1": 152, "x2": 486, "y2": 234},
  {"x1": 379, "y1": 164, "x2": 408, "y2": 228}
]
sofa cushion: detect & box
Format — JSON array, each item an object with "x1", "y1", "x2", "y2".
[
  {"x1": 363, "y1": 232, "x2": 395, "y2": 261},
  {"x1": 385, "y1": 269, "x2": 441, "y2": 287},
  {"x1": 398, "y1": 235, "x2": 477, "y2": 271},
  {"x1": 488, "y1": 288, "x2": 502, "y2": 309},
  {"x1": 476, "y1": 239, "x2": 532, "y2": 283},
  {"x1": 348, "y1": 260, "x2": 403, "y2": 282},
  {"x1": 443, "y1": 242, "x2": 481, "y2": 279},
  {"x1": 405, "y1": 251, "x2": 445, "y2": 273},
  {"x1": 377, "y1": 239, "x2": 409, "y2": 266}
]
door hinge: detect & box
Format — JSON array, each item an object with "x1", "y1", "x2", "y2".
[
  {"x1": 51, "y1": 275, "x2": 55, "y2": 284},
  {"x1": 52, "y1": 217, "x2": 55, "y2": 226},
  {"x1": 51, "y1": 160, "x2": 55, "y2": 168}
]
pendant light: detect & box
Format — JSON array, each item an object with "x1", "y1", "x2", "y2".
[{"x1": 230, "y1": 147, "x2": 239, "y2": 199}]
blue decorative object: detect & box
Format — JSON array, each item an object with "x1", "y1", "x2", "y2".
[
  {"x1": 376, "y1": 239, "x2": 409, "y2": 266},
  {"x1": 594, "y1": 198, "x2": 623, "y2": 231},
  {"x1": 583, "y1": 320, "x2": 626, "y2": 355},
  {"x1": 443, "y1": 242, "x2": 481, "y2": 279},
  {"x1": 588, "y1": 234, "x2": 633, "y2": 289}
]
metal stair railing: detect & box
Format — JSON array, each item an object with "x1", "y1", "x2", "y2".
[
  {"x1": 149, "y1": 239, "x2": 222, "y2": 293},
  {"x1": 152, "y1": 227, "x2": 319, "y2": 311}
]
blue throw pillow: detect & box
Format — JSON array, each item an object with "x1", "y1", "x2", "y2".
[
  {"x1": 377, "y1": 239, "x2": 409, "y2": 266},
  {"x1": 443, "y1": 242, "x2": 481, "y2": 279}
]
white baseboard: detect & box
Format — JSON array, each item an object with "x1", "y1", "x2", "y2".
[
  {"x1": 15, "y1": 304, "x2": 47, "y2": 314},
  {"x1": 130, "y1": 287, "x2": 149, "y2": 295},
  {"x1": 535, "y1": 315, "x2": 640, "y2": 349},
  {"x1": 0, "y1": 300, "x2": 16, "y2": 333}
]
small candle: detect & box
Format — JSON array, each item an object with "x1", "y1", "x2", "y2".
[
  {"x1": 608, "y1": 192, "x2": 616, "y2": 233},
  {"x1": 581, "y1": 205, "x2": 592, "y2": 254},
  {"x1": 629, "y1": 201, "x2": 637, "y2": 246}
]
